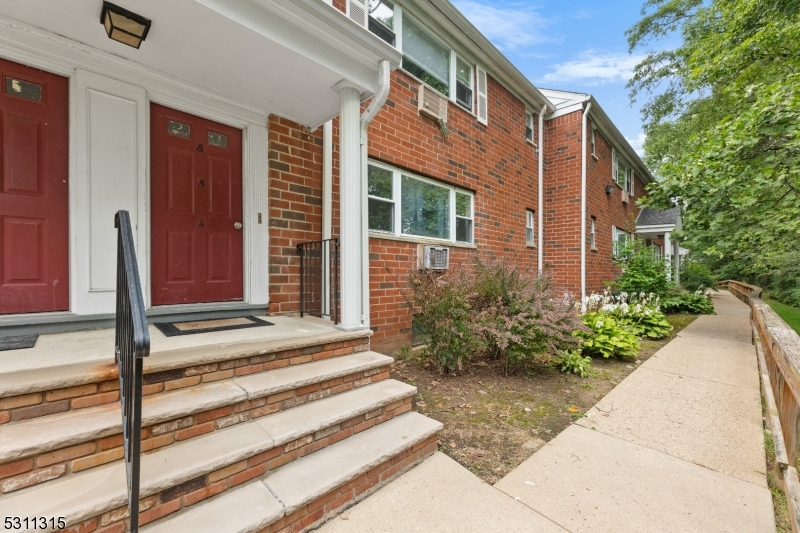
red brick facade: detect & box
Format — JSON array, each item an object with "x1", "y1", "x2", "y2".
[{"x1": 267, "y1": 74, "x2": 647, "y2": 353}]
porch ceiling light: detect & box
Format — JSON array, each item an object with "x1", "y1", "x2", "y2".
[{"x1": 101, "y1": 2, "x2": 151, "y2": 49}]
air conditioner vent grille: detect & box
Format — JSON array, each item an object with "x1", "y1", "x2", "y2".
[{"x1": 423, "y1": 245, "x2": 450, "y2": 270}]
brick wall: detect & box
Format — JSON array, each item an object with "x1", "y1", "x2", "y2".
[
  {"x1": 585, "y1": 118, "x2": 645, "y2": 294},
  {"x1": 365, "y1": 71, "x2": 541, "y2": 352},
  {"x1": 266, "y1": 75, "x2": 647, "y2": 353},
  {"x1": 543, "y1": 110, "x2": 645, "y2": 296}
]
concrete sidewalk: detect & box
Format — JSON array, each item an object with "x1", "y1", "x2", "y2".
[{"x1": 318, "y1": 291, "x2": 775, "y2": 533}]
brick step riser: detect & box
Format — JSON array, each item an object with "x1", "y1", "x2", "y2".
[
  {"x1": 40, "y1": 400, "x2": 422, "y2": 533},
  {"x1": 0, "y1": 364, "x2": 391, "y2": 494},
  {"x1": 0, "y1": 337, "x2": 371, "y2": 425}
]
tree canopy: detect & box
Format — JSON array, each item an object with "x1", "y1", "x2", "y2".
[{"x1": 628, "y1": 0, "x2": 800, "y2": 280}]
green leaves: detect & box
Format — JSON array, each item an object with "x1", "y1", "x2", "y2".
[
  {"x1": 576, "y1": 313, "x2": 640, "y2": 359},
  {"x1": 629, "y1": 0, "x2": 800, "y2": 279}
]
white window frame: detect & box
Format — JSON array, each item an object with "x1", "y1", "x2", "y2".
[
  {"x1": 612, "y1": 226, "x2": 630, "y2": 258},
  {"x1": 525, "y1": 111, "x2": 534, "y2": 144},
  {"x1": 612, "y1": 148, "x2": 635, "y2": 195},
  {"x1": 590, "y1": 216, "x2": 596, "y2": 250},
  {"x1": 526, "y1": 209, "x2": 535, "y2": 246},
  {"x1": 392, "y1": 8, "x2": 484, "y2": 118},
  {"x1": 367, "y1": 160, "x2": 474, "y2": 244},
  {"x1": 590, "y1": 129, "x2": 596, "y2": 156}
]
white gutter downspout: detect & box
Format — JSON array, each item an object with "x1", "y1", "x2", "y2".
[
  {"x1": 358, "y1": 60, "x2": 391, "y2": 327},
  {"x1": 537, "y1": 104, "x2": 545, "y2": 274},
  {"x1": 580, "y1": 102, "x2": 592, "y2": 311},
  {"x1": 321, "y1": 120, "x2": 333, "y2": 319}
]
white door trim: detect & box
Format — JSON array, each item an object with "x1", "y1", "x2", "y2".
[{"x1": 0, "y1": 21, "x2": 271, "y2": 315}]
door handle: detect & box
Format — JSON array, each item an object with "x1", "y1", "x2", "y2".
[{"x1": 234, "y1": 222, "x2": 243, "y2": 230}]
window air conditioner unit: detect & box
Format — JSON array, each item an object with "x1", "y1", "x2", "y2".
[
  {"x1": 621, "y1": 190, "x2": 630, "y2": 204},
  {"x1": 418, "y1": 85, "x2": 449, "y2": 138},
  {"x1": 423, "y1": 245, "x2": 450, "y2": 270}
]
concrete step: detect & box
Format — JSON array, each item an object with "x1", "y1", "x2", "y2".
[
  {"x1": 143, "y1": 412, "x2": 442, "y2": 533},
  {"x1": 0, "y1": 317, "x2": 371, "y2": 422},
  {"x1": 0, "y1": 352, "x2": 392, "y2": 468},
  {"x1": 0, "y1": 380, "x2": 417, "y2": 531}
]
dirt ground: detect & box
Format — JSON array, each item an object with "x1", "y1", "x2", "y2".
[{"x1": 390, "y1": 314, "x2": 698, "y2": 484}]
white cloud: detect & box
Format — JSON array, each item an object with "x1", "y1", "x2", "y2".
[
  {"x1": 541, "y1": 50, "x2": 646, "y2": 85},
  {"x1": 451, "y1": 0, "x2": 552, "y2": 55},
  {"x1": 626, "y1": 132, "x2": 646, "y2": 157}
]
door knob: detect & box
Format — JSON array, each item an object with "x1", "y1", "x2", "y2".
[{"x1": 234, "y1": 222, "x2": 243, "y2": 230}]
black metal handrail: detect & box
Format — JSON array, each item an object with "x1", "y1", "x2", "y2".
[
  {"x1": 297, "y1": 238, "x2": 340, "y2": 325},
  {"x1": 114, "y1": 210, "x2": 150, "y2": 533}
]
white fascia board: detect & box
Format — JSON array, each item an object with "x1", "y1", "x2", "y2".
[
  {"x1": 635, "y1": 224, "x2": 676, "y2": 234},
  {"x1": 546, "y1": 102, "x2": 586, "y2": 120},
  {"x1": 402, "y1": 0, "x2": 555, "y2": 113}
]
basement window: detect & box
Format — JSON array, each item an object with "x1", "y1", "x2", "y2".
[{"x1": 368, "y1": 161, "x2": 473, "y2": 243}]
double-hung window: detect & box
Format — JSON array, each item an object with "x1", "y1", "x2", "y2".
[
  {"x1": 455, "y1": 56, "x2": 473, "y2": 111},
  {"x1": 368, "y1": 0, "x2": 396, "y2": 45},
  {"x1": 612, "y1": 226, "x2": 630, "y2": 258},
  {"x1": 526, "y1": 210, "x2": 535, "y2": 245},
  {"x1": 368, "y1": 161, "x2": 474, "y2": 244},
  {"x1": 612, "y1": 149, "x2": 635, "y2": 195},
  {"x1": 384, "y1": 10, "x2": 486, "y2": 122},
  {"x1": 525, "y1": 111, "x2": 534, "y2": 143}
]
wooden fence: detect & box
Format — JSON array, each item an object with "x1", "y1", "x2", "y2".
[{"x1": 718, "y1": 280, "x2": 800, "y2": 531}]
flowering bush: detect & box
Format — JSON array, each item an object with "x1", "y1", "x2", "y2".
[
  {"x1": 406, "y1": 257, "x2": 584, "y2": 374},
  {"x1": 575, "y1": 313, "x2": 640, "y2": 359},
  {"x1": 584, "y1": 291, "x2": 673, "y2": 339},
  {"x1": 470, "y1": 258, "x2": 584, "y2": 374}
]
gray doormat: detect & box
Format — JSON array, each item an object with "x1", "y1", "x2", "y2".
[
  {"x1": 154, "y1": 316, "x2": 273, "y2": 337},
  {"x1": 0, "y1": 334, "x2": 38, "y2": 351}
]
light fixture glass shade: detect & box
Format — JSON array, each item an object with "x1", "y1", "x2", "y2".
[{"x1": 101, "y1": 2, "x2": 151, "y2": 49}]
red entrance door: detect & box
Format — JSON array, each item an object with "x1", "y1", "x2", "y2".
[
  {"x1": 150, "y1": 104, "x2": 244, "y2": 305},
  {"x1": 0, "y1": 59, "x2": 69, "y2": 314}
]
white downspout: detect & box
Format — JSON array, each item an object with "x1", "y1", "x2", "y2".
[
  {"x1": 580, "y1": 102, "x2": 592, "y2": 311},
  {"x1": 358, "y1": 60, "x2": 391, "y2": 328},
  {"x1": 321, "y1": 120, "x2": 333, "y2": 319},
  {"x1": 537, "y1": 104, "x2": 546, "y2": 274}
]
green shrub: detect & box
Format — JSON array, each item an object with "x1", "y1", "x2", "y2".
[
  {"x1": 575, "y1": 312, "x2": 640, "y2": 359},
  {"x1": 406, "y1": 266, "x2": 479, "y2": 373},
  {"x1": 766, "y1": 251, "x2": 800, "y2": 308},
  {"x1": 554, "y1": 349, "x2": 593, "y2": 377},
  {"x1": 584, "y1": 291, "x2": 672, "y2": 339},
  {"x1": 405, "y1": 257, "x2": 584, "y2": 374},
  {"x1": 660, "y1": 290, "x2": 715, "y2": 314},
  {"x1": 611, "y1": 240, "x2": 671, "y2": 296},
  {"x1": 680, "y1": 257, "x2": 716, "y2": 293}
]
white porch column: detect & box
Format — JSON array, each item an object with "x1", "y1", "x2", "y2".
[{"x1": 334, "y1": 81, "x2": 365, "y2": 330}]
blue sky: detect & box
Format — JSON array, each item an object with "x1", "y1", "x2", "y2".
[{"x1": 451, "y1": 0, "x2": 650, "y2": 154}]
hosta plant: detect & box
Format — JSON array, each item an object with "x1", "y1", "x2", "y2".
[
  {"x1": 554, "y1": 349, "x2": 593, "y2": 378},
  {"x1": 576, "y1": 313, "x2": 640, "y2": 359}
]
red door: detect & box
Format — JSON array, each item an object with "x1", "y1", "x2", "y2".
[
  {"x1": 150, "y1": 104, "x2": 244, "y2": 305},
  {"x1": 0, "y1": 59, "x2": 69, "y2": 314}
]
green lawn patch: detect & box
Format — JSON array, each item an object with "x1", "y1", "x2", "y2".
[{"x1": 764, "y1": 298, "x2": 800, "y2": 336}]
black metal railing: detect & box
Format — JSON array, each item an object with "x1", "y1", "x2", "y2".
[
  {"x1": 114, "y1": 210, "x2": 150, "y2": 533},
  {"x1": 297, "y1": 238, "x2": 340, "y2": 325}
]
